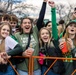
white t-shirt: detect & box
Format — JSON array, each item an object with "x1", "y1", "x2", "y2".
[{"x1": 5, "y1": 36, "x2": 18, "y2": 52}]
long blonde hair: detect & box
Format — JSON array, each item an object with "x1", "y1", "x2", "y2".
[
  {"x1": 0, "y1": 22, "x2": 12, "y2": 52},
  {"x1": 63, "y1": 27, "x2": 76, "y2": 51},
  {"x1": 39, "y1": 27, "x2": 52, "y2": 47}
]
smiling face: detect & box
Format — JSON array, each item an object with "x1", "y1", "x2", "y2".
[
  {"x1": 40, "y1": 28, "x2": 50, "y2": 43},
  {"x1": 21, "y1": 18, "x2": 32, "y2": 34},
  {"x1": 67, "y1": 23, "x2": 76, "y2": 35},
  {"x1": 0, "y1": 25, "x2": 10, "y2": 38}
]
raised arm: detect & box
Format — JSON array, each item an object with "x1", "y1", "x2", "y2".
[
  {"x1": 37, "y1": 0, "x2": 48, "y2": 31},
  {"x1": 48, "y1": 1, "x2": 58, "y2": 40}
]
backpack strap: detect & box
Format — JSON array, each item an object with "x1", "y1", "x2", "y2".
[{"x1": 25, "y1": 34, "x2": 31, "y2": 49}]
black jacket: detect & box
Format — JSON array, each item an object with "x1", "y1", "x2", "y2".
[{"x1": 40, "y1": 40, "x2": 65, "y2": 74}]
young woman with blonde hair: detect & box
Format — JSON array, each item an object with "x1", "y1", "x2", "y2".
[
  {"x1": 0, "y1": 22, "x2": 23, "y2": 75},
  {"x1": 59, "y1": 20, "x2": 76, "y2": 75},
  {"x1": 38, "y1": 1, "x2": 65, "y2": 75}
]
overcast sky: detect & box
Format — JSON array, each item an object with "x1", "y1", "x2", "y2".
[
  {"x1": 22, "y1": 0, "x2": 76, "y2": 5},
  {"x1": 9, "y1": 0, "x2": 75, "y2": 21},
  {"x1": 17, "y1": 0, "x2": 75, "y2": 20}
]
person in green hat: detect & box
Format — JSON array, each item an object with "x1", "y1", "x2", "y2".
[
  {"x1": 48, "y1": 0, "x2": 76, "y2": 74},
  {"x1": 59, "y1": 19, "x2": 76, "y2": 75}
]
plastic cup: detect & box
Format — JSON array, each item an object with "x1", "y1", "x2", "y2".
[
  {"x1": 59, "y1": 38, "x2": 68, "y2": 54},
  {"x1": 28, "y1": 48, "x2": 34, "y2": 51},
  {"x1": 62, "y1": 42, "x2": 68, "y2": 53},
  {"x1": 27, "y1": 48, "x2": 34, "y2": 55}
]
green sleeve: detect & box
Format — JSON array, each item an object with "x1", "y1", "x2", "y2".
[
  {"x1": 7, "y1": 44, "x2": 23, "y2": 56},
  {"x1": 51, "y1": 8, "x2": 58, "y2": 40},
  {"x1": 10, "y1": 35, "x2": 18, "y2": 42},
  {"x1": 59, "y1": 32, "x2": 63, "y2": 38}
]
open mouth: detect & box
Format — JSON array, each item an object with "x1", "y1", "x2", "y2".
[
  {"x1": 25, "y1": 28, "x2": 29, "y2": 29},
  {"x1": 43, "y1": 37, "x2": 48, "y2": 40},
  {"x1": 71, "y1": 30, "x2": 74, "y2": 32},
  {"x1": 25, "y1": 25, "x2": 30, "y2": 29},
  {"x1": 25, "y1": 26, "x2": 30, "y2": 30}
]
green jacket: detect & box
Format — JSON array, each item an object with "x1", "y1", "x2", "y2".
[
  {"x1": 14, "y1": 26, "x2": 40, "y2": 71},
  {"x1": 51, "y1": 8, "x2": 58, "y2": 40},
  {"x1": 10, "y1": 34, "x2": 18, "y2": 42}
]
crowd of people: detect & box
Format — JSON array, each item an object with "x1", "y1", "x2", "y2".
[{"x1": 0, "y1": 0, "x2": 76, "y2": 75}]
